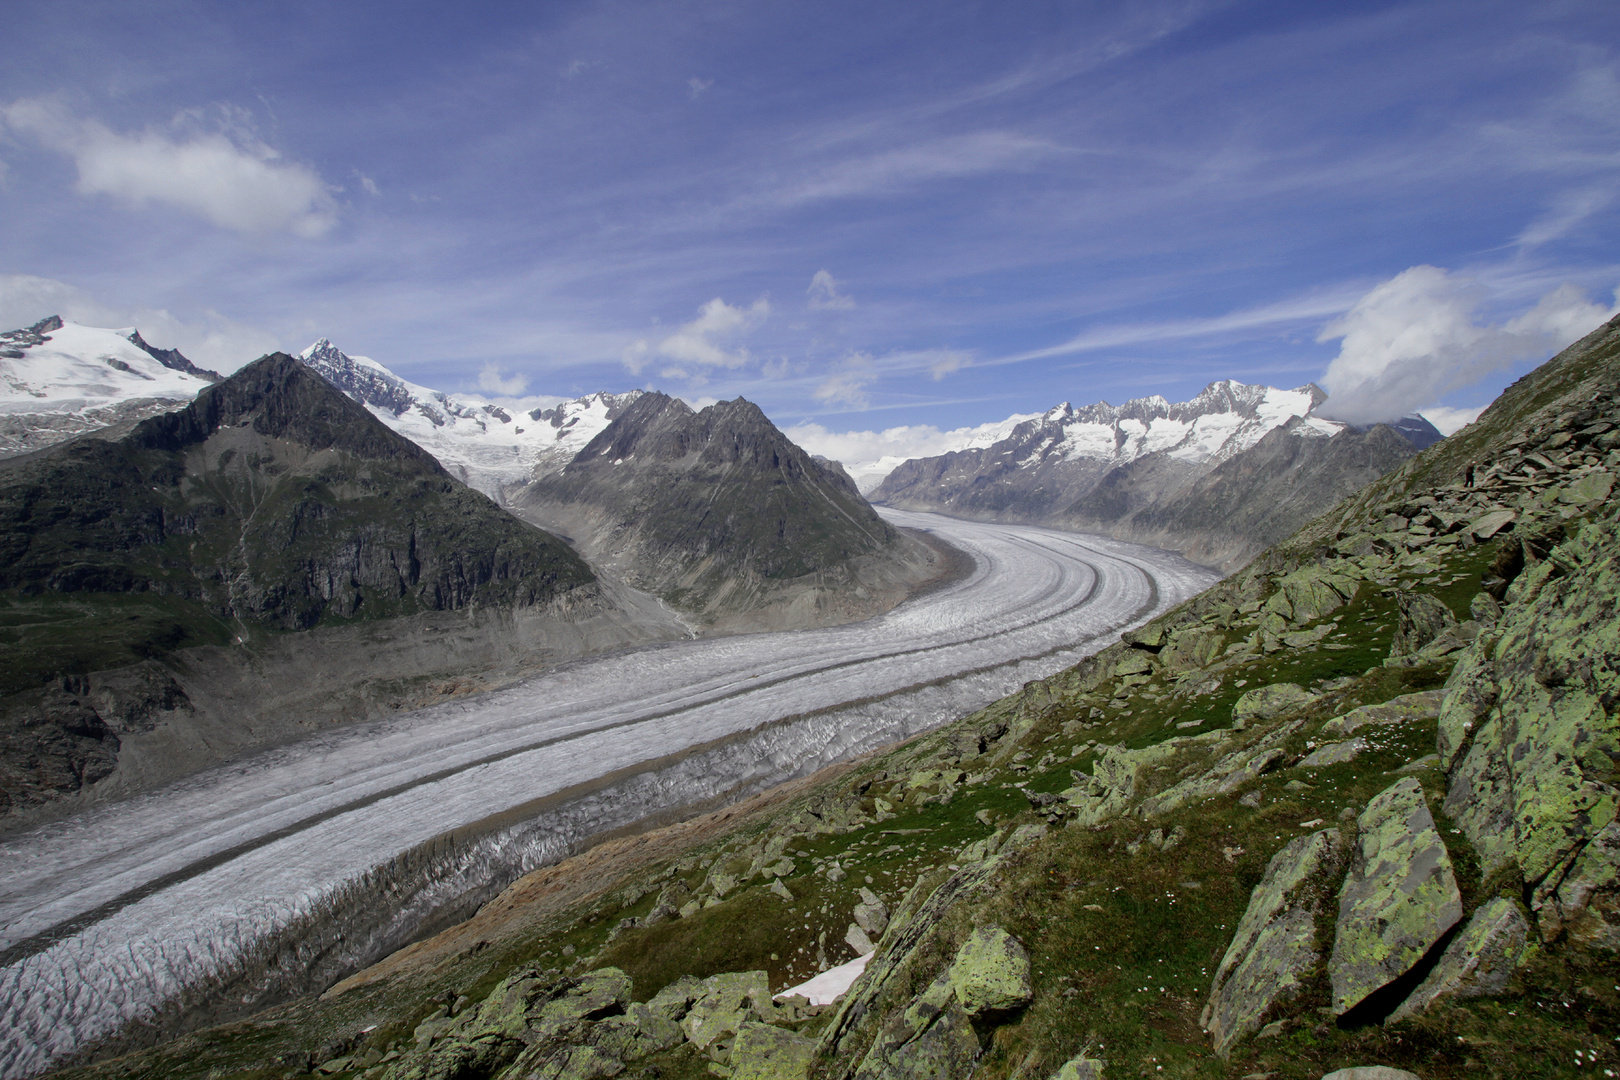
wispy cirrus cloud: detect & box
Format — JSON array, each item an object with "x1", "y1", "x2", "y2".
[{"x1": 0, "y1": 98, "x2": 337, "y2": 236}]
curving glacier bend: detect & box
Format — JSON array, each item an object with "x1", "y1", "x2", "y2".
[{"x1": 0, "y1": 511, "x2": 1218, "y2": 1078}]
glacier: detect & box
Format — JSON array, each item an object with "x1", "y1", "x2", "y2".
[{"x1": 0, "y1": 511, "x2": 1217, "y2": 1078}]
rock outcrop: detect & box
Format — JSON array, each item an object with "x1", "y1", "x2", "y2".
[
  {"x1": 1203, "y1": 828, "x2": 1345, "y2": 1054},
  {"x1": 1329, "y1": 778, "x2": 1462, "y2": 1016}
]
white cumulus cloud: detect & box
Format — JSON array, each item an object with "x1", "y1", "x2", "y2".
[
  {"x1": 622, "y1": 297, "x2": 769, "y2": 377},
  {"x1": 1317, "y1": 266, "x2": 1617, "y2": 425},
  {"x1": 813, "y1": 354, "x2": 876, "y2": 409},
  {"x1": 477, "y1": 363, "x2": 528, "y2": 396},
  {"x1": 807, "y1": 269, "x2": 854, "y2": 310},
  {"x1": 1, "y1": 98, "x2": 337, "y2": 237},
  {"x1": 0, "y1": 273, "x2": 281, "y2": 372}
]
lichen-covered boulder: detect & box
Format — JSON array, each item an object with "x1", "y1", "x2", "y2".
[
  {"x1": 1050, "y1": 1054, "x2": 1106, "y2": 1079},
  {"x1": 1264, "y1": 566, "x2": 1358, "y2": 625},
  {"x1": 851, "y1": 975, "x2": 981, "y2": 1080},
  {"x1": 1434, "y1": 645, "x2": 1499, "y2": 771},
  {"x1": 680, "y1": 970, "x2": 772, "y2": 1048},
  {"x1": 505, "y1": 1042, "x2": 625, "y2": 1080},
  {"x1": 1388, "y1": 897, "x2": 1534, "y2": 1022},
  {"x1": 853, "y1": 887, "x2": 890, "y2": 938},
  {"x1": 948, "y1": 926, "x2": 1032, "y2": 1015},
  {"x1": 1203, "y1": 829, "x2": 1344, "y2": 1055},
  {"x1": 1390, "y1": 591, "x2": 1457, "y2": 657},
  {"x1": 1330, "y1": 779, "x2": 1462, "y2": 1016},
  {"x1": 1232, "y1": 683, "x2": 1319, "y2": 729},
  {"x1": 1298, "y1": 739, "x2": 1368, "y2": 769},
  {"x1": 728, "y1": 1021, "x2": 816, "y2": 1080},
  {"x1": 1320, "y1": 690, "x2": 1446, "y2": 739},
  {"x1": 1440, "y1": 518, "x2": 1620, "y2": 927},
  {"x1": 644, "y1": 975, "x2": 706, "y2": 1022},
  {"x1": 1319, "y1": 1069, "x2": 1422, "y2": 1080},
  {"x1": 1159, "y1": 626, "x2": 1226, "y2": 673},
  {"x1": 1545, "y1": 821, "x2": 1620, "y2": 949}
]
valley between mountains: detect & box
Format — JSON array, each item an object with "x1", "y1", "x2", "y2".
[{"x1": 1, "y1": 313, "x2": 1616, "y2": 1080}]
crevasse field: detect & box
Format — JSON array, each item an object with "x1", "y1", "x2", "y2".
[{"x1": 0, "y1": 511, "x2": 1217, "y2": 1078}]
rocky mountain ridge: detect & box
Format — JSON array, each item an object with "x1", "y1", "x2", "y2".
[
  {"x1": 297, "y1": 339, "x2": 643, "y2": 500},
  {"x1": 71, "y1": 314, "x2": 1620, "y2": 1080},
  {"x1": 0, "y1": 354, "x2": 686, "y2": 829},
  {"x1": 873, "y1": 380, "x2": 1439, "y2": 571},
  {"x1": 511, "y1": 392, "x2": 950, "y2": 632}
]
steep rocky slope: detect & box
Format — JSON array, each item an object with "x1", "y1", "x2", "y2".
[
  {"x1": 511, "y1": 392, "x2": 948, "y2": 632},
  {"x1": 873, "y1": 382, "x2": 1434, "y2": 571},
  {"x1": 60, "y1": 315, "x2": 1620, "y2": 1080},
  {"x1": 0, "y1": 355, "x2": 682, "y2": 828}
]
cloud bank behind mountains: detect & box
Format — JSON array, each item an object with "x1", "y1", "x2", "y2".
[{"x1": 1318, "y1": 265, "x2": 1617, "y2": 425}]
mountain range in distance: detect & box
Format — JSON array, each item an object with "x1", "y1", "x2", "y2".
[{"x1": 872, "y1": 381, "x2": 1442, "y2": 570}]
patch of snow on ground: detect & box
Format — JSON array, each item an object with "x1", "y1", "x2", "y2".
[{"x1": 778, "y1": 952, "x2": 872, "y2": 1005}]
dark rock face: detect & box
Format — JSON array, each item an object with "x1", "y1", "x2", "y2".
[
  {"x1": 0, "y1": 353, "x2": 592, "y2": 633},
  {"x1": 512, "y1": 393, "x2": 910, "y2": 620},
  {"x1": 125, "y1": 329, "x2": 223, "y2": 382},
  {"x1": 0, "y1": 354, "x2": 598, "y2": 820}
]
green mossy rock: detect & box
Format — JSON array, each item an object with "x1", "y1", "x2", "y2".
[
  {"x1": 1546, "y1": 820, "x2": 1620, "y2": 949},
  {"x1": 1203, "y1": 828, "x2": 1345, "y2": 1055},
  {"x1": 1330, "y1": 778, "x2": 1462, "y2": 1016},
  {"x1": 1388, "y1": 896, "x2": 1534, "y2": 1022},
  {"x1": 1232, "y1": 682, "x2": 1318, "y2": 727},
  {"x1": 1320, "y1": 689, "x2": 1446, "y2": 738},
  {"x1": 728, "y1": 1020, "x2": 816, "y2": 1080},
  {"x1": 947, "y1": 926, "x2": 1032, "y2": 1016},
  {"x1": 1390, "y1": 591, "x2": 1456, "y2": 657},
  {"x1": 851, "y1": 975, "x2": 981, "y2": 1080},
  {"x1": 1049, "y1": 1055, "x2": 1106, "y2": 1080},
  {"x1": 1440, "y1": 518, "x2": 1620, "y2": 916}
]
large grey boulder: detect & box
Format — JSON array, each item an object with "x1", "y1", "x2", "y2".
[
  {"x1": 1232, "y1": 682, "x2": 1319, "y2": 728},
  {"x1": 1388, "y1": 897, "x2": 1533, "y2": 1022},
  {"x1": 1320, "y1": 689, "x2": 1446, "y2": 739},
  {"x1": 1202, "y1": 829, "x2": 1345, "y2": 1055},
  {"x1": 728, "y1": 1020, "x2": 816, "y2": 1080},
  {"x1": 1319, "y1": 1069, "x2": 1422, "y2": 1080},
  {"x1": 1544, "y1": 820, "x2": 1620, "y2": 949},
  {"x1": 1330, "y1": 779, "x2": 1462, "y2": 1016}
]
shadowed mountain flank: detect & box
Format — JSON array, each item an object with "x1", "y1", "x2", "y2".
[{"x1": 512, "y1": 392, "x2": 948, "y2": 631}]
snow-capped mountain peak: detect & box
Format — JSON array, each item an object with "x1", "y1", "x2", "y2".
[
  {"x1": 294, "y1": 339, "x2": 642, "y2": 500},
  {"x1": 1, "y1": 317, "x2": 218, "y2": 457}
]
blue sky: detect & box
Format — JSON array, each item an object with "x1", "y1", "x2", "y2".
[{"x1": 2, "y1": 0, "x2": 1618, "y2": 454}]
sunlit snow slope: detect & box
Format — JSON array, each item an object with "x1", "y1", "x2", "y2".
[
  {"x1": 0, "y1": 511, "x2": 1215, "y2": 1078},
  {"x1": 0, "y1": 319, "x2": 217, "y2": 457}
]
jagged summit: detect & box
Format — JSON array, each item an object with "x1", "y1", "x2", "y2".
[{"x1": 296, "y1": 338, "x2": 642, "y2": 500}]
